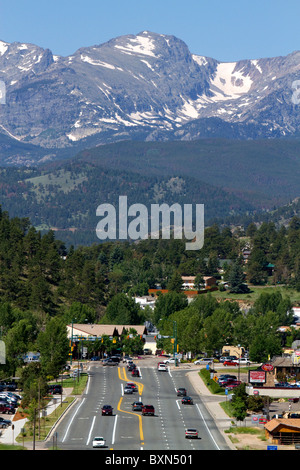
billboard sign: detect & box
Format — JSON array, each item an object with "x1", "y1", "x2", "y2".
[{"x1": 249, "y1": 370, "x2": 266, "y2": 384}]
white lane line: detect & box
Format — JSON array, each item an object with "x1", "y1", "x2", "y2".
[
  {"x1": 112, "y1": 414, "x2": 118, "y2": 445},
  {"x1": 86, "y1": 415, "x2": 96, "y2": 445},
  {"x1": 196, "y1": 403, "x2": 221, "y2": 450},
  {"x1": 62, "y1": 397, "x2": 86, "y2": 442}
]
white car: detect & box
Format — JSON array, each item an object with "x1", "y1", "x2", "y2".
[
  {"x1": 194, "y1": 358, "x2": 214, "y2": 365},
  {"x1": 92, "y1": 436, "x2": 106, "y2": 448},
  {"x1": 158, "y1": 363, "x2": 168, "y2": 371},
  {"x1": 163, "y1": 358, "x2": 181, "y2": 364},
  {"x1": 232, "y1": 358, "x2": 251, "y2": 366}
]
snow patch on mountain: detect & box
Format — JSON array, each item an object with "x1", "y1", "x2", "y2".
[{"x1": 210, "y1": 62, "x2": 253, "y2": 100}]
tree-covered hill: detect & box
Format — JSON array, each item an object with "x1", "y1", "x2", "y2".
[{"x1": 1, "y1": 137, "x2": 300, "y2": 247}]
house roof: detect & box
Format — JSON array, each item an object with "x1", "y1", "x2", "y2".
[
  {"x1": 265, "y1": 418, "x2": 300, "y2": 432},
  {"x1": 67, "y1": 324, "x2": 147, "y2": 338},
  {"x1": 271, "y1": 356, "x2": 294, "y2": 367}
]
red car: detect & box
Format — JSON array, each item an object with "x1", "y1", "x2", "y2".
[
  {"x1": 223, "y1": 360, "x2": 238, "y2": 367},
  {"x1": 0, "y1": 404, "x2": 15, "y2": 414},
  {"x1": 225, "y1": 381, "x2": 242, "y2": 390},
  {"x1": 142, "y1": 405, "x2": 155, "y2": 416}
]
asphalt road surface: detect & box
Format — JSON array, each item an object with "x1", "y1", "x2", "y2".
[{"x1": 49, "y1": 359, "x2": 231, "y2": 451}]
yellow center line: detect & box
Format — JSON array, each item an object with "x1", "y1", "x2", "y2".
[{"x1": 117, "y1": 366, "x2": 144, "y2": 444}]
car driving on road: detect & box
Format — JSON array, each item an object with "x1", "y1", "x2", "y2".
[
  {"x1": 142, "y1": 405, "x2": 155, "y2": 416},
  {"x1": 101, "y1": 405, "x2": 113, "y2": 416},
  {"x1": 176, "y1": 387, "x2": 187, "y2": 396},
  {"x1": 185, "y1": 428, "x2": 198, "y2": 439},
  {"x1": 181, "y1": 396, "x2": 193, "y2": 405},
  {"x1": 92, "y1": 436, "x2": 106, "y2": 448},
  {"x1": 132, "y1": 401, "x2": 143, "y2": 411}
]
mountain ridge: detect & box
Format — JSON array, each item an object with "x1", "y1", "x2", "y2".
[{"x1": 0, "y1": 31, "x2": 299, "y2": 163}]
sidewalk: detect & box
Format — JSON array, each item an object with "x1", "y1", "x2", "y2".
[
  {"x1": 186, "y1": 368, "x2": 237, "y2": 450},
  {"x1": 0, "y1": 390, "x2": 73, "y2": 448}
]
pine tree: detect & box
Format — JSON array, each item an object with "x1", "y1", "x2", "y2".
[{"x1": 228, "y1": 258, "x2": 250, "y2": 294}]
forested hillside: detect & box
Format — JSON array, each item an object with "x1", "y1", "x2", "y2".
[
  {"x1": 1, "y1": 138, "x2": 300, "y2": 247},
  {"x1": 1, "y1": 207, "x2": 300, "y2": 402}
]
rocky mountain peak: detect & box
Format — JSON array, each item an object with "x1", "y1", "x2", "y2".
[{"x1": 0, "y1": 32, "x2": 299, "y2": 156}]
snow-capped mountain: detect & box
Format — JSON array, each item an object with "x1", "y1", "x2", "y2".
[{"x1": 0, "y1": 31, "x2": 299, "y2": 150}]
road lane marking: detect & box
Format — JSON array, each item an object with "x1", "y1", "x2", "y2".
[
  {"x1": 118, "y1": 366, "x2": 144, "y2": 396},
  {"x1": 117, "y1": 393, "x2": 144, "y2": 443},
  {"x1": 196, "y1": 403, "x2": 221, "y2": 450},
  {"x1": 86, "y1": 415, "x2": 96, "y2": 446},
  {"x1": 62, "y1": 397, "x2": 86, "y2": 442},
  {"x1": 112, "y1": 413, "x2": 118, "y2": 445}
]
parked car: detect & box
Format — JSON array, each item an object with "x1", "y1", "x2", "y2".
[
  {"x1": 1, "y1": 382, "x2": 17, "y2": 391},
  {"x1": 48, "y1": 384, "x2": 62, "y2": 395},
  {"x1": 185, "y1": 428, "x2": 198, "y2": 439},
  {"x1": 0, "y1": 403, "x2": 15, "y2": 414},
  {"x1": 163, "y1": 357, "x2": 181, "y2": 364},
  {"x1": 226, "y1": 381, "x2": 242, "y2": 390},
  {"x1": 176, "y1": 388, "x2": 187, "y2": 396},
  {"x1": 232, "y1": 358, "x2": 251, "y2": 366},
  {"x1": 194, "y1": 358, "x2": 214, "y2": 365},
  {"x1": 0, "y1": 417, "x2": 11, "y2": 428},
  {"x1": 218, "y1": 378, "x2": 239, "y2": 387},
  {"x1": 181, "y1": 396, "x2": 193, "y2": 405},
  {"x1": 223, "y1": 360, "x2": 239, "y2": 367},
  {"x1": 0, "y1": 395, "x2": 18, "y2": 405},
  {"x1": 101, "y1": 405, "x2": 113, "y2": 416},
  {"x1": 142, "y1": 405, "x2": 155, "y2": 416},
  {"x1": 91, "y1": 356, "x2": 101, "y2": 361},
  {"x1": 219, "y1": 356, "x2": 230, "y2": 363},
  {"x1": 92, "y1": 436, "x2": 106, "y2": 448},
  {"x1": 132, "y1": 401, "x2": 143, "y2": 411}
]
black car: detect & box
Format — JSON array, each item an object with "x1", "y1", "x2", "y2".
[
  {"x1": 48, "y1": 384, "x2": 62, "y2": 395},
  {"x1": 127, "y1": 363, "x2": 136, "y2": 371},
  {"x1": 176, "y1": 388, "x2": 187, "y2": 397},
  {"x1": 0, "y1": 417, "x2": 12, "y2": 428},
  {"x1": 181, "y1": 396, "x2": 193, "y2": 405},
  {"x1": 131, "y1": 369, "x2": 140, "y2": 377},
  {"x1": 101, "y1": 405, "x2": 113, "y2": 416}
]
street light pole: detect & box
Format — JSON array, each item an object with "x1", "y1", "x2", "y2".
[{"x1": 70, "y1": 320, "x2": 74, "y2": 366}]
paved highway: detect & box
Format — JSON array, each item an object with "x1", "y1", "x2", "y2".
[{"x1": 51, "y1": 359, "x2": 231, "y2": 451}]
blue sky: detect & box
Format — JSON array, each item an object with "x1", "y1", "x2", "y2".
[{"x1": 0, "y1": 0, "x2": 299, "y2": 61}]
